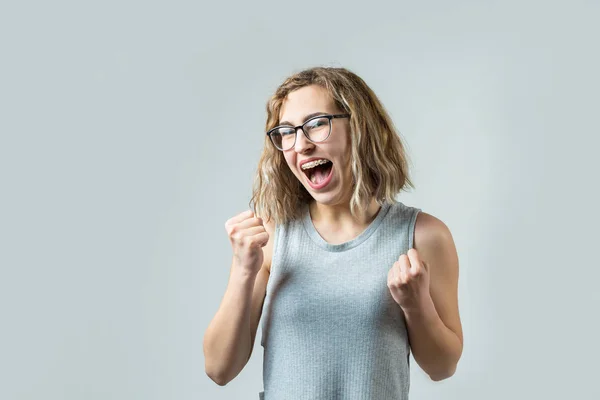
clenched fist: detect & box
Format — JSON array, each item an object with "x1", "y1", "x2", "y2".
[
  {"x1": 387, "y1": 248, "x2": 431, "y2": 312},
  {"x1": 225, "y1": 209, "x2": 269, "y2": 277}
]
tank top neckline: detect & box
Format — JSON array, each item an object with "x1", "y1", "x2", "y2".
[{"x1": 301, "y1": 201, "x2": 392, "y2": 252}]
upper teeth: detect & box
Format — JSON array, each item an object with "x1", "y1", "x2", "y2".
[{"x1": 301, "y1": 159, "x2": 330, "y2": 170}]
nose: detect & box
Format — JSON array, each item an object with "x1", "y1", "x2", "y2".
[{"x1": 294, "y1": 128, "x2": 314, "y2": 154}]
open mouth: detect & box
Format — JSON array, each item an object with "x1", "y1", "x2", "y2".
[{"x1": 302, "y1": 160, "x2": 333, "y2": 186}]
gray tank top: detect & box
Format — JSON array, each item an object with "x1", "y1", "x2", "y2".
[{"x1": 258, "y1": 200, "x2": 422, "y2": 400}]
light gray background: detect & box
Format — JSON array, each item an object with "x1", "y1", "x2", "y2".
[{"x1": 1, "y1": 0, "x2": 599, "y2": 399}]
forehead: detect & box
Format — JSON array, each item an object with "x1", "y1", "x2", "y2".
[{"x1": 279, "y1": 85, "x2": 335, "y2": 124}]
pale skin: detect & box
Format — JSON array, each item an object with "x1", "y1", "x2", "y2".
[{"x1": 209, "y1": 84, "x2": 463, "y2": 384}]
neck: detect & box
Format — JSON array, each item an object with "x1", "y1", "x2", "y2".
[{"x1": 308, "y1": 196, "x2": 382, "y2": 226}]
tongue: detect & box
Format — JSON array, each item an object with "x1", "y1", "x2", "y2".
[{"x1": 312, "y1": 163, "x2": 331, "y2": 184}]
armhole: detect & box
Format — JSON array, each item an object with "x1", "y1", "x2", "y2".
[
  {"x1": 408, "y1": 207, "x2": 421, "y2": 249},
  {"x1": 269, "y1": 223, "x2": 280, "y2": 273},
  {"x1": 260, "y1": 222, "x2": 279, "y2": 348}
]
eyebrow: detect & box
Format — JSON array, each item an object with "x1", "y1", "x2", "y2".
[{"x1": 279, "y1": 112, "x2": 328, "y2": 127}]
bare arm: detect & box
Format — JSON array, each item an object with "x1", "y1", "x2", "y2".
[
  {"x1": 203, "y1": 264, "x2": 268, "y2": 385},
  {"x1": 203, "y1": 213, "x2": 274, "y2": 386},
  {"x1": 406, "y1": 212, "x2": 463, "y2": 381}
]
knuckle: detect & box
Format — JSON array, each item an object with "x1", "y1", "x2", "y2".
[{"x1": 232, "y1": 232, "x2": 243, "y2": 242}]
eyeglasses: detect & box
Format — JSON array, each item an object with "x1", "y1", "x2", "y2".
[{"x1": 266, "y1": 113, "x2": 351, "y2": 151}]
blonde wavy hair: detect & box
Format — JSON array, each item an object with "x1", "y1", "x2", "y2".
[{"x1": 249, "y1": 66, "x2": 415, "y2": 225}]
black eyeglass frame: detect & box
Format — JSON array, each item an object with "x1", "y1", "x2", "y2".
[{"x1": 266, "y1": 113, "x2": 351, "y2": 151}]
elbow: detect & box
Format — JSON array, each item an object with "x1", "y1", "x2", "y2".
[
  {"x1": 205, "y1": 368, "x2": 230, "y2": 386},
  {"x1": 203, "y1": 337, "x2": 231, "y2": 386},
  {"x1": 425, "y1": 339, "x2": 463, "y2": 382},
  {"x1": 428, "y1": 363, "x2": 457, "y2": 382},
  {"x1": 204, "y1": 353, "x2": 248, "y2": 386},
  {"x1": 204, "y1": 353, "x2": 231, "y2": 386}
]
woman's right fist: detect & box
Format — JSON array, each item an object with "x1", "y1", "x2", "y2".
[{"x1": 225, "y1": 209, "x2": 269, "y2": 276}]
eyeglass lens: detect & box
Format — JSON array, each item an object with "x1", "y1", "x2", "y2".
[{"x1": 270, "y1": 117, "x2": 330, "y2": 150}]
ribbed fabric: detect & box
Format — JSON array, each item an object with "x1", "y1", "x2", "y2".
[{"x1": 258, "y1": 200, "x2": 422, "y2": 400}]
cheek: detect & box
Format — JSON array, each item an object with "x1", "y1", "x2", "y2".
[{"x1": 283, "y1": 154, "x2": 297, "y2": 173}]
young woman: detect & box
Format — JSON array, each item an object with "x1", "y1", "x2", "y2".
[{"x1": 203, "y1": 67, "x2": 463, "y2": 399}]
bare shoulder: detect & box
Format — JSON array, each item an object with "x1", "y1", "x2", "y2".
[
  {"x1": 413, "y1": 211, "x2": 459, "y2": 286},
  {"x1": 413, "y1": 211, "x2": 463, "y2": 343},
  {"x1": 414, "y1": 211, "x2": 453, "y2": 245}
]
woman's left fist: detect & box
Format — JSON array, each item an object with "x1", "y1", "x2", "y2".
[{"x1": 387, "y1": 248, "x2": 431, "y2": 311}]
